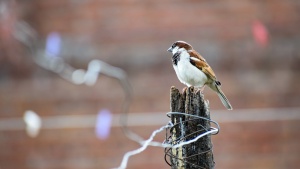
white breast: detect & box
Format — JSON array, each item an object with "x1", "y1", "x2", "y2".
[{"x1": 173, "y1": 51, "x2": 208, "y2": 87}]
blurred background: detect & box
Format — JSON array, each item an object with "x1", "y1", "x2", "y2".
[{"x1": 0, "y1": 0, "x2": 300, "y2": 169}]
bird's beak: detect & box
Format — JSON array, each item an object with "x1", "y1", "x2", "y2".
[{"x1": 167, "y1": 47, "x2": 172, "y2": 52}]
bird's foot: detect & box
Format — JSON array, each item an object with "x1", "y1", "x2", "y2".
[
  {"x1": 196, "y1": 86, "x2": 205, "y2": 94},
  {"x1": 182, "y1": 87, "x2": 188, "y2": 94}
]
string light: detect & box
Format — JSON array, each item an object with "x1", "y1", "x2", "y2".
[
  {"x1": 23, "y1": 110, "x2": 42, "y2": 138},
  {"x1": 95, "y1": 109, "x2": 112, "y2": 140}
]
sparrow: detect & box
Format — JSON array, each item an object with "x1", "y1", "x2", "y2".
[{"x1": 167, "y1": 41, "x2": 232, "y2": 110}]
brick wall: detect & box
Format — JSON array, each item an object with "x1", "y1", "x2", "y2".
[{"x1": 18, "y1": 0, "x2": 300, "y2": 71}]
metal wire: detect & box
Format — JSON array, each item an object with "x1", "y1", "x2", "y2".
[
  {"x1": 11, "y1": 20, "x2": 163, "y2": 169},
  {"x1": 12, "y1": 20, "x2": 144, "y2": 144},
  {"x1": 164, "y1": 112, "x2": 219, "y2": 169}
]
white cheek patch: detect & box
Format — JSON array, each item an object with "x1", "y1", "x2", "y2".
[
  {"x1": 172, "y1": 46, "x2": 179, "y2": 55},
  {"x1": 177, "y1": 48, "x2": 189, "y2": 60}
]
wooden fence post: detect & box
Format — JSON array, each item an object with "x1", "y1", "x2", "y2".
[{"x1": 168, "y1": 86, "x2": 214, "y2": 169}]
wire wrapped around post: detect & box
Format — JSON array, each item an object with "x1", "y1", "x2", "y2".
[{"x1": 165, "y1": 86, "x2": 216, "y2": 169}]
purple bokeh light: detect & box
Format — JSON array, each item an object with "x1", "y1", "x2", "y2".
[
  {"x1": 45, "y1": 32, "x2": 61, "y2": 57},
  {"x1": 95, "y1": 109, "x2": 112, "y2": 140}
]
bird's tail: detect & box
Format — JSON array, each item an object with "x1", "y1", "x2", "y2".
[{"x1": 210, "y1": 82, "x2": 233, "y2": 110}]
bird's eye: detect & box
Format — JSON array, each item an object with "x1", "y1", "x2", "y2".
[{"x1": 172, "y1": 44, "x2": 176, "y2": 48}]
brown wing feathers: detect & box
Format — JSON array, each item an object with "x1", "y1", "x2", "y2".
[{"x1": 188, "y1": 50, "x2": 217, "y2": 81}]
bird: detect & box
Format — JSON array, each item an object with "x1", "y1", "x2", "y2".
[{"x1": 167, "y1": 40, "x2": 232, "y2": 110}]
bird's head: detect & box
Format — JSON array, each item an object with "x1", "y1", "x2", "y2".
[{"x1": 167, "y1": 41, "x2": 193, "y2": 54}]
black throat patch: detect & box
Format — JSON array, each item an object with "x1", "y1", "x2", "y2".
[{"x1": 172, "y1": 52, "x2": 180, "y2": 65}]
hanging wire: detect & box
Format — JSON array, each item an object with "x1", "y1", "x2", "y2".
[
  {"x1": 11, "y1": 19, "x2": 159, "y2": 168},
  {"x1": 12, "y1": 19, "x2": 146, "y2": 143},
  {"x1": 113, "y1": 123, "x2": 173, "y2": 169}
]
